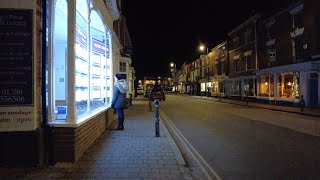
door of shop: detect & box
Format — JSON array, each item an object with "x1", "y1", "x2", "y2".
[{"x1": 309, "y1": 75, "x2": 318, "y2": 108}]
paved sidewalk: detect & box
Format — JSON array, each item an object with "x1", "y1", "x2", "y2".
[
  {"x1": 187, "y1": 95, "x2": 320, "y2": 117},
  {"x1": 1, "y1": 100, "x2": 192, "y2": 179}
]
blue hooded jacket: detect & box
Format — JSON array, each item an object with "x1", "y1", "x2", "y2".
[{"x1": 111, "y1": 79, "x2": 128, "y2": 108}]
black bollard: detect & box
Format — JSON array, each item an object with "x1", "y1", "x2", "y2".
[
  {"x1": 154, "y1": 99, "x2": 160, "y2": 137},
  {"x1": 300, "y1": 95, "x2": 305, "y2": 112}
]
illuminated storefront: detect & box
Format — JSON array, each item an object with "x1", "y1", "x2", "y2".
[
  {"x1": 256, "y1": 62, "x2": 318, "y2": 107},
  {"x1": 48, "y1": 0, "x2": 113, "y2": 123}
]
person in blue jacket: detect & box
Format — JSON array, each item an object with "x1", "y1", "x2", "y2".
[{"x1": 111, "y1": 73, "x2": 128, "y2": 130}]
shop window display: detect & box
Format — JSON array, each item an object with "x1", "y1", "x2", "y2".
[
  {"x1": 49, "y1": 0, "x2": 113, "y2": 122},
  {"x1": 201, "y1": 83, "x2": 206, "y2": 92},
  {"x1": 206, "y1": 82, "x2": 212, "y2": 93},
  {"x1": 258, "y1": 75, "x2": 269, "y2": 97},
  {"x1": 278, "y1": 72, "x2": 299, "y2": 99},
  {"x1": 212, "y1": 82, "x2": 218, "y2": 94},
  {"x1": 53, "y1": 0, "x2": 68, "y2": 120},
  {"x1": 75, "y1": 2, "x2": 89, "y2": 117}
]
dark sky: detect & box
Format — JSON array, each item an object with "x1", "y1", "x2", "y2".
[{"x1": 123, "y1": 0, "x2": 289, "y2": 80}]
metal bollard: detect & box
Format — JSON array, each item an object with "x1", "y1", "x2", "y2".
[
  {"x1": 300, "y1": 95, "x2": 305, "y2": 112},
  {"x1": 154, "y1": 99, "x2": 160, "y2": 137}
]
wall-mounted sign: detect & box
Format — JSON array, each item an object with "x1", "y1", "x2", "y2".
[
  {"x1": 269, "y1": 49, "x2": 276, "y2": 61},
  {"x1": 0, "y1": 9, "x2": 33, "y2": 106},
  {"x1": 0, "y1": 106, "x2": 34, "y2": 132}
]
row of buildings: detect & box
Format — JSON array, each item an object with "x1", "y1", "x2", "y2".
[
  {"x1": 173, "y1": 0, "x2": 320, "y2": 108},
  {"x1": 0, "y1": 0, "x2": 135, "y2": 167}
]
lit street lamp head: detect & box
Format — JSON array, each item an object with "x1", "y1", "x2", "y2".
[{"x1": 199, "y1": 45, "x2": 205, "y2": 52}]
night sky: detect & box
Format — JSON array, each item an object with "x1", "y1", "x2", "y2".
[{"x1": 122, "y1": 0, "x2": 290, "y2": 80}]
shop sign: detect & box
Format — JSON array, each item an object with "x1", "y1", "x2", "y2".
[
  {"x1": 269, "y1": 49, "x2": 276, "y2": 61},
  {"x1": 92, "y1": 38, "x2": 106, "y2": 55},
  {"x1": 0, "y1": 9, "x2": 33, "y2": 106},
  {"x1": 0, "y1": 106, "x2": 34, "y2": 132}
]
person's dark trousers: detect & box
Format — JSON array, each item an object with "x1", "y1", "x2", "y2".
[{"x1": 115, "y1": 108, "x2": 125, "y2": 129}]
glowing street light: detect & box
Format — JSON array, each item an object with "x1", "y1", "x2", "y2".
[{"x1": 170, "y1": 62, "x2": 177, "y2": 94}]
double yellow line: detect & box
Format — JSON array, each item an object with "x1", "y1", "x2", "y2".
[{"x1": 160, "y1": 109, "x2": 222, "y2": 180}]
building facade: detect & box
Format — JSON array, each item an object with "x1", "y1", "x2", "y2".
[
  {"x1": 226, "y1": 14, "x2": 260, "y2": 100},
  {"x1": 0, "y1": 0, "x2": 133, "y2": 167},
  {"x1": 257, "y1": 0, "x2": 320, "y2": 107}
]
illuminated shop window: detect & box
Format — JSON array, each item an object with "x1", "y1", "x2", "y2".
[
  {"x1": 278, "y1": 72, "x2": 299, "y2": 99},
  {"x1": 258, "y1": 75, "x2": 269, "y2": 97},
  {"x1": 212, "y1": 82, "x2": 218, "y2": 93},
  {"x1": 201, "y1": 83, "x2": 206, "y2": 92},
  {"x1": 75, "y1": 0, "x2": 89, "y2": 117},
  {"x1": 53, "y1": 0, "x2": 68, "y2": 120},
  {"x1": 49, "y1": 0, "x2": 113, "y2": 123}
]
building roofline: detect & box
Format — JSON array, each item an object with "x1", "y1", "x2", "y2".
[
  {"x1": 228, "y1": 13, "x2": 261, "y2": 36},
  {"x1": 262, "y1": 0, "x2": 303, "y2": 24}
]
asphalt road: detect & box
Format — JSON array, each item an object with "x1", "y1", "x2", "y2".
[{"x1": 160, "y1": 95, "x2": 320, "y2": 179}]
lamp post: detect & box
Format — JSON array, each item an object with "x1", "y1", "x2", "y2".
[
  {"x1": 170, "y1": 62, "x2": 177, "y2": 94},
  {"x1": 199, "y1": 44, "x2": 208, "y2": 55},
  {"x1": 199, "y1": 44, "x2": 210, "y2": 97}
]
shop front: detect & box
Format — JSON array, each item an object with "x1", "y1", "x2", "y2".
[
  {"x1": 256, "y1": 61, "x2": 319, "y2": 107},
  {"x1": 46, "y1": 0, "x2": 118, "y2": 163},
  {"x1": 211, "y1": 74, "x2": 228, "y2": 97},
  {"x1": 226, "y1": 75, "x2": 256, "y2": 100}
]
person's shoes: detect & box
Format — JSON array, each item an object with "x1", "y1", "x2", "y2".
[{"x1": 114, "y1": 127, "x2": 124, "y2": 130}]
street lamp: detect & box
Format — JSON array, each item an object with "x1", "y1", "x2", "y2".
[
  {"x1": 170, "y1": 62, "x2": 177, "y2": 94},
  {"x1": 198, "y1": 44, "x2": 210, "y2": 97},
  {"x1": 199, "y1": 44, "x2": 208, "y2": 54}
]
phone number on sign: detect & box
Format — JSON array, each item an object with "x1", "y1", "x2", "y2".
[
  {"x1": 0, "y1": 96, "x2": 25, "y2": 103},
  {"x1": 1, "y1": 89, "x2": 24, "y2": 96}
]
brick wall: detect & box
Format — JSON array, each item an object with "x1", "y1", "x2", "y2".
[{"x1": 52, "y1": 108, "x2": 116, "y2": 163}]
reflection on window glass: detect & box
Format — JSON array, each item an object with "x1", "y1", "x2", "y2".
[{"x1": 54, "y1": 0, "x2": 68, "y2": 120}]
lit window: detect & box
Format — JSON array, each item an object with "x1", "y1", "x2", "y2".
[
  {"x1": 49, "y1": 0, "x2": 113, "y2": 122},
  {"x1": 278, "y1": 72, "x2": 299, "y2": 99},
  {"x1": 52, "y1": 0, "x2": 68, "y2": 120}
]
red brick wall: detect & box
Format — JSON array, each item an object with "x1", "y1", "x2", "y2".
[{"x1": 52, "y1": 108, "x2": 115, "y2": 163}]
